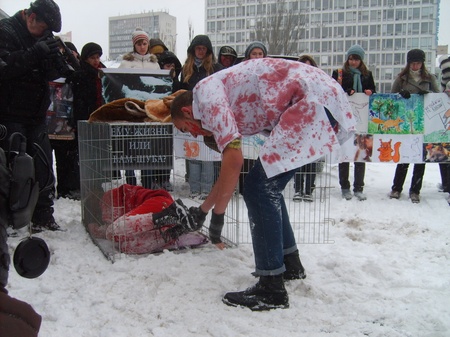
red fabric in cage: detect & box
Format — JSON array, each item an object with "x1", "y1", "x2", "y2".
[
  {"x1": 96, "y1": 184, "x2": 206, "y2": 254},
  {"x1": 101, "y1": 184, "x2": 173, "y2": 224}
]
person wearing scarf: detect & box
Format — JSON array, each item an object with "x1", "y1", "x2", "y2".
[{"x1": 332, "y1": 44, "x2": 376, "y2": 201}]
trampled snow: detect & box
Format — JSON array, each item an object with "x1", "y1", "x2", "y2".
[{"x1": 6, "y1": 162, "x2": 450, "y2": 337}]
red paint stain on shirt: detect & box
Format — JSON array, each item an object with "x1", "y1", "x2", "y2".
[{"x1": 261, "y1": 152, "x2": 281, "y2": 164}]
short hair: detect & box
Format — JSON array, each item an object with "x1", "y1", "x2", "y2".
[{"x1": 171, "y1": 90, "x2": 194, "y2": 120}]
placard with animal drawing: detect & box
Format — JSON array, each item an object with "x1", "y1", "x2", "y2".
[
  {"x1": 368, "y1": 93, "x2": 424, "y2": 135},
  {"x1": 423, "y1": 93, "x2": 450, "y2": 143}
]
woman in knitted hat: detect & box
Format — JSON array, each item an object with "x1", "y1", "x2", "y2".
[
  {"x1": 332, "y1": 44, "x2": 376, "y2": 201},
  {"x1": 180, "y1": 35, "x2": 223, "y2": 199},
  {"x1": 119, "y1": 28, "x2": 160, "y2": 70},
  {"x1": 244, "y1": 41, "x2": 268, "y2": 60},
  {"x1": 117, "y1": 28, "x2": 161, "y2": 187},
  {"x1": 388, "y1": 48, "x2": 439, "y2": 204},
  {"x1": 65, "y1": 42, "x2": 107, "y2": 197}
]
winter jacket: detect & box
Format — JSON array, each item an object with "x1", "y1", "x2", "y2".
[
  {"x1": 67, "y1": 61, "x2": 105, "y2": 125},
  {"x1": 180, "y1": 63, "x2": 223, "y2": 90},
  {"x1": 0, "y1": 12, "x2": 55, "y2": 124},
  {"x1": 332, "y1": 68, "x2": 377, "y2": 95},
  {"x1": 119, "y1": 52, "x2": 160, "y2": 70},
  {"x1": 158, "y1": 50, "x2": 182, "y2": 92},
  {"x1": 391, "y1": 72, "x2": 439, "y2": 94}
]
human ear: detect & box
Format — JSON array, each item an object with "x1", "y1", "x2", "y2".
[{"x1": 181, "y1": 106, "x2": 193, "y2": 119}]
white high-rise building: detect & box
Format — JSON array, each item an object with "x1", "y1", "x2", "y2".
[
  {"x1": 205, "y1": 0, "x2": 441, "y2": 93},
  {"x1": 109, "y1": 11, "x2": 176, "y2": 61}
]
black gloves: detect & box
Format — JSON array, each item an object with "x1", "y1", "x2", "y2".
[
  {"x1": 209, "y1": 211, "x2": 225, "y2": 244},
  {"x1": 153, "y1": 199, "x2": 196, "y2": 242},
  {"x1": 188, "y1": 206, "x2": 208, "y2": 230},
  {"x1": 399, "y1": 89, "x2": 411, "y2": 99},
  {"x1": 30, "y1": 39, "x2": 60, "y2": 59}
]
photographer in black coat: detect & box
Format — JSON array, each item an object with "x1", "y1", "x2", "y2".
[
  {"x1": 0, "y1": 58, "x2": 42, "y2": 337},
  {"x1": 0, "y1": 0, "x2": 69, "y2": 232}
]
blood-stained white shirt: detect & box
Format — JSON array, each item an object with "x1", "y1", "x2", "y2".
[{"x1": 192, "y1": 58, "x2": 356, "y2": 178}]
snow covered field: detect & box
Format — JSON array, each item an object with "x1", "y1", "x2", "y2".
[{"x1": 6, "y1": 162, "x2": 450, "y2": 337}]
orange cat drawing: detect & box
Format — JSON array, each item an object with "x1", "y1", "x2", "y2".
[
  {"x1": 377, "y1": 139, "x2": 401, "y2": 163},
  {"x1": 184, "y1": 140, "x2": 200, "y2": 158}
]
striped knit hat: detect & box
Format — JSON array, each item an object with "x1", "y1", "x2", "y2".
[
  {"x1": 439, "y1": 55, "x2": 450, "y2": 92},
  {"x1": 132, "y1": 28, "x2": 150, "y2": 46}
]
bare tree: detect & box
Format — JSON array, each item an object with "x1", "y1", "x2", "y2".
[{"x1": 253, "y1": 1, "x2": 305, "y2": 55}]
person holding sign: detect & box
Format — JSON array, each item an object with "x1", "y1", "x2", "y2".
[{"x1": 388, "y1": 49, "x2": 439, "y2": 203}]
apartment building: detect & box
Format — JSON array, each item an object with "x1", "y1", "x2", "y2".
[
  {"x1": 109, "y1": 11, "x2": 176, "y2": 61},
  {"x1": 205, "y1": 0, "x2": 440, "y2": 93}
]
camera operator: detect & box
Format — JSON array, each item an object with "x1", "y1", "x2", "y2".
[
  {"x1": 0, "y1": 0, "x2": 63, "y2": 232},
  {"x1": 0, "y1": 63, "x2": 42, "y2": 337}
]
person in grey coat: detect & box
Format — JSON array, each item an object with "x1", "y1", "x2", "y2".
[{"x1": 389, "y1": 49, "x2": 439, "y2": 203}]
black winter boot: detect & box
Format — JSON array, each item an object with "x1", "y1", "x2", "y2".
[
  {"x1": 222, "y1": 275, "x2": 289, "y2": 311},
  {"x1": 283, "y1": 250, "x2": 306, "y2": 280}
]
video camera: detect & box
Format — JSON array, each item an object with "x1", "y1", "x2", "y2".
[{"x1": 39, "y1": 31, "x2": 80, "y2": 79}]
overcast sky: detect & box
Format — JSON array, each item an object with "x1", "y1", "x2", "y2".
[{"x1": 1, "y1": 0, "x2": 449, "y2": 60}]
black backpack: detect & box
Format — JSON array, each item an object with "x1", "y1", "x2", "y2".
[{"x1": 0, "y1": 133, "x2": 40, "y2": 229}]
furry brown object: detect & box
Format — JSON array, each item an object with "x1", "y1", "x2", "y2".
[
  {"x1": 88, "y1": 90, "x2": 188, "y2": 123},
  {"x1": 88, "y1": 98, "x2": 148, "y2": 122}
]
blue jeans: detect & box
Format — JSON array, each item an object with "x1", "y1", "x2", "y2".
[
  {"x1": 188, "y1": 160, "x2": 214, "y2": 194},
  {"x1": 243, "y1": 159, "x2": 298, "y2": 276}
]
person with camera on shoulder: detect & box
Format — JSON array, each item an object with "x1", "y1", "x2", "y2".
[{"x1": 0, "y1": 0, "x2": 69, "y2": 233}]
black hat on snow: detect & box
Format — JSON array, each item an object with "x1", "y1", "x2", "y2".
[{"x1": 29, "y1": 0, "x2": 62, "y2": 32}]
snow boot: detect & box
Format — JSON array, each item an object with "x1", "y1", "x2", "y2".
[
  {"x1": 341, "y1": 189, "x2": 353, "y2": 200},
  {"x1": 283, "y1": 250, "x2": 306, "y2": 280},
  {"x1": 222, "y1": 275, "x2": 289, "y2": 311}
]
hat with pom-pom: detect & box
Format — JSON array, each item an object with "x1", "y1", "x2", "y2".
[{"x1": 132, "y1": 28, "x2": 150, "y2": 46}]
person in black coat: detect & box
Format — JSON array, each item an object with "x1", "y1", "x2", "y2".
[
  {"x1": 180, "y1": 35, "x2": 223, "y2": 198},
  {"x1": 332, "y1": 44, "x2": 376, "y2": 201},
  {"x1": 0, "y1": 0, "x2": 65, "y2": 232},
  {"x1": 158, "y1": 50, "x2": 182, "y2": 92}
]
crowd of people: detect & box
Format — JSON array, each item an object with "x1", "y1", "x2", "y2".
[{"x1": 1, "y1": 1, "x2": 449, "y2": 329}]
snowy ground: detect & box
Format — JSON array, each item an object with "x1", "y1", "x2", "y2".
[{"x1": 6, "y1": 162, "x2": 450, "y2": 337}]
